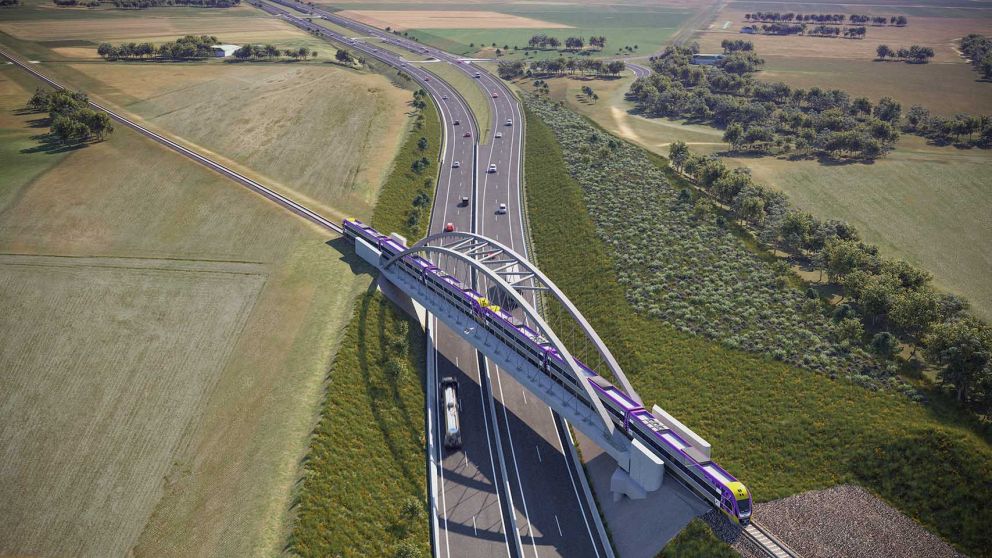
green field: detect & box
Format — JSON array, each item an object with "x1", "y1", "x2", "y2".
[
  {"x1": 529, "y1": 72, "x2": 992, "y2": 322},
  {"x1": 0, "y1": 13, "x2": 410, "y2": 554},
  {"x1": 523, "y1": 101, "x2": 992, "y2": 557},
  {"x1": 325, "y1": 2, "x2": 693, "y2": 60}
]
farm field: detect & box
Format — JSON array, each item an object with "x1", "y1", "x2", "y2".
[
  {"x1": 527, "y1": 72, "x2": 992, "y2": 321},
  {"x1": 0, "y1": 13, "x2": 411, "y2": 553},
  {"x1": 523, "y1": 98, "x2": 992, "y2": 557},
  {"x1": 319, "y1": 1, "x2": 695, "y2": 60}
]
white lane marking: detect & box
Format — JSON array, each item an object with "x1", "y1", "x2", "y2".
[
  {"x1": 536, "y1": 445, "x2": 542, "y2": 463},
  {"x1": 555, "y1": 514, "x2": 563, "y2": 537},
  {"x1": 477, "y1": 357, "x2": 514, "y2": 558},
  {"x1": 473, "y1": 515, "x2": 478, "y2": 536},
  {"x1": 434, "y1": 318, "x2": 452, "y2": 558},
  {"x1": 552, "y1": 408, "x2": 601, "y2": 558},
  {"x1": 522, "y1": 389, "x2": 528, "y2": 405},
  {"x1": 493, "y1": 361, "x2": 539, "y2": 558}
]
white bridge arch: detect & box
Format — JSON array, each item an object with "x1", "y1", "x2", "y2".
[{"x1": 383, "y1": 231, "x2": 642, "y2": 437}]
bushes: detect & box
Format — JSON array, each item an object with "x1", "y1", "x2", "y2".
[
  {"x1": 526, "y1": 95, "x2": 878, "y2": 380},
  {"x1": 523, "y1": 99, "x2": 992, "y2": 558},
  {"x1": 98, "y1": 35, "x2": 218, "y2": 61}
]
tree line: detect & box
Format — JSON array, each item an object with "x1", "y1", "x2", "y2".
[
  {"x1": 1, "y1": 0, "x2": 22, "y2": 6},
  {"x1": 526, "y1": 34, "x2": 606, "y2": 52},
  {"x1": 98, "y1": 35, "x2": 219, "y2": 60},
  {"x1": 630, "y1": 44, "x2": 900, "y2": 160},
  {"x1": 745, "y1": 11, "x2": 907, "y2": 26},
  {"x1": 110, "y1": 0, "x2": 238, "y2": 7},
  {"x1": 497, "y1": 58, "x2": 625, "y2": 79},
  {"x1": 630, "y1": 43, "x2": 991, "y2": 158},
  {"x1": 668, "y1": 141, "x2": 992, "y2": 414},
  {"x1": 960, "y1": 34, "x2": 992, "y2": 80},
  {"x1": 876, "y1": 44, "x2": 935, "y2": 63},
  {"x1": 743, "y1": 22, "x2": 867, "y2": 38},
  {"x1": 25, "y1": 89, "x2": 114, "y2": 145},
  {"x1": 232, "y1": 44, "x2": 317, "y2": 61}
]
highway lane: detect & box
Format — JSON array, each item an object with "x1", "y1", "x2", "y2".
[
  {"x1": 257, "y1": 3, "x2": 611, "y2": 556},
  {"x1": 628, "y1": 63, "x2": 653, "y2": 78},
  {"x1": 471, "y1": 65, "x2": 610, "y2": 558}
]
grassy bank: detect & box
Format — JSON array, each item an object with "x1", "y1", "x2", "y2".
[
  {"x1": 287, "y1": 100, "x2": 440, "y2": 556},
  {"x1": 657, "y1": 519, "x2": 738, "y2": 558},
  {"x1": 523, "y1": 103, "x2": 992, "y2": 557}
]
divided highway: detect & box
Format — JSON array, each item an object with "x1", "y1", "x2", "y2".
[{"x1": 258, "y1": 3, "x2": 612, "y2": 556}]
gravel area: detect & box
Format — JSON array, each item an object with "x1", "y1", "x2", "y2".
[{"x1": 705, "y1": 484, "x2": 966, "y2": 558}]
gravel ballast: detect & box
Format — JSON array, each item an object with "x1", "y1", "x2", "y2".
[{"x1": 705, "y1": 484, "x2": 965, "y2": 558}]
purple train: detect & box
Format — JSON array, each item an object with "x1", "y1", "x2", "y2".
[{"x1": 343, "y1": 218, "x2": 752, "y2": 525}]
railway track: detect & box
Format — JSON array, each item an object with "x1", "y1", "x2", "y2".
[
  {"x1": 743, "y1": 521, "x2": 802, "y2": 558},
  {"x1": 0, "y1": 48, "x2": 343, "y2": 235}
]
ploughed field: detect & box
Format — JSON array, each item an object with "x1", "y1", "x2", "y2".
[{"x1": 0, "y1": 5, "x2": 412, "y2": 553}]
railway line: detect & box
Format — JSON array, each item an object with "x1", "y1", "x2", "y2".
[
  {"x1": 743, "y1": 522, "x2": 801, "y2": 558},
  {"x1": 0, "y1": 47, "x2": 344, "y2": 236}
]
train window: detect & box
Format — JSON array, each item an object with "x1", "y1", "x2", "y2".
[{"x1": 738, "y1": 498, "x2": 751, "y2": 515}]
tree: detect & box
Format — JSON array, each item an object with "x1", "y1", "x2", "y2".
[
  {"x1": 890, "y1": 287, "x2": 939, "y2": 352},
  {"x1": 873, "y1": 96, "x2": 901, "y2": 123},
  {"x1": 834, "y1": 317, "x2": 864, "y2": 343},
  {"x1": 925, "y1": 317, "x2": 992, "y2": 403},
  {"x1": 723, "y1": 122, "x2": 745, "y2": 151},
  {"x1": 870, "y1": 331, "x2": 900, "y2": 359},
  {"x1": 417, "y1": 136, "x2": 428, "y2": 151},
  {"x1": 335, "y1": 48, "x2": 353, "y2": 64},
  {"x1": 668, "y1": 140, "x2": 689, "y2": 172}
]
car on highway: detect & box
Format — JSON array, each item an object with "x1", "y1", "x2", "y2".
[
  {"x1": 496, "y1": 203, "x2": 507, "y2": 214},
  {"x1": 444, "y1": 222, "x2": 455, "y2": 232},
  {"x1": 460, "y1": 196, "x2": 469, "y2": 206},
  {"x1": 452, "y1": 161, "x2": 460, "y2": 168},
  {"x1": 463, "y1": 131, "x2": 472, "y2": 137},
  {"x1": 424, "y1": 76, "x2": 430, "y2": 81},
  {"x1": 495, "y1": 132, "x2": 503, "y2": 139},
  {"x1": 491, "y1": 92, "x2": 499, "y2": 98},
  {"x1": 506, "y1": 118, "x2": 513, "y2": 126},
  {"x1": 441, "y1": 376, "x2": 462, "y2": 450},
  {"x1": 474, "y1": 72, "x2": 481, "y2": 78},
  {"x1": 453, "y1": 119, "x2": 460, "y2": 125},
  {"x1": 487, "y1": 163, "x2": 497, "y2": 173},
  {"x1": 442, "y1": 95, "x2": 448, "y2": 100}
]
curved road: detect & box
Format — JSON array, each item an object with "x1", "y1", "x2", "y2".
[{"x1": 260, "y1": 3, "x2": 611, "y2": 556}]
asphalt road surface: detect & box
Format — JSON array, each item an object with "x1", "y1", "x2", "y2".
[{"x1": 256, "y1": 3, "x2": 612, "y2": 556}]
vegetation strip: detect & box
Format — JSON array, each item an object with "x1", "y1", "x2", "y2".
[
  {"x1": 522, "y1": 99, "x2": 992, "y2": 557},
  {"x1": 287, "y1": 97, "x2": 439, "y2": 557}
]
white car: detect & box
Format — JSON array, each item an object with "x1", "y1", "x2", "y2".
[
  {"x1": 487, "y1": 163, "x2": 497, "y2": 173},
  {"x1": 506, "y1": 118, "x2": 513, "y2": 126},
  {"x1": 495, "y1": 132, "x2": 503, "y2": 139},
  {"x1": 474, "y1": 72, "x2": 482, "y2": 78},
  {"x1": 496, "y1": 203, "x2": 507, "y2": 214},
  {"x1": 452, "y1": 161, "x2": 460, "y2": 168}
]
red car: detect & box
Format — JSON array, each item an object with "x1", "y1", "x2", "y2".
[{"x1": 444, "y1": 222, "x2": 455, "y2": 232}]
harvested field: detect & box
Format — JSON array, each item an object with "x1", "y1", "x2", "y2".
[
  {"x1": 336, "y1": 9, "x2": 573, "y2": 30},
  {"x1": 0, "y1": 11, "x2": 298, "y2": 45},
  {"x1": 697, "y1": 8, "x2": 992, "y2": 63},
  {"x1": 744, "y1": 485, "x2": 965, "y2": 558},
  {"x1": 0, "y1": 257, "x2": 264, "y2": 558},
  {"x1": 757, "y1": 55, "x2": 992, "y2": 116},
  {"x1": 61, "y1": 62, "x2": 410, "y2": 219},
  {"x1": 0, "y1": 23, "x2": 408, "y2": 555}
]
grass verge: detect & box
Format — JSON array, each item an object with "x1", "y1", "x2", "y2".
[
  {"x1": 286, "y1": 100, "x2": 440, "y2": 556},
  {"x1": 523, "y1": 104, "x2": 992, "y2": 557},
  {"x1": 656, "y1": 519, "x2": 738, "y2": 558}
]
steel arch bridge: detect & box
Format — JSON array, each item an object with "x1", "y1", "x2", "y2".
[{"x1": 379, "y1": 232, "x2": 641, "y2": 463}]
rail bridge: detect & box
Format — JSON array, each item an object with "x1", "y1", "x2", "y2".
[{"x1": 344, "y1": 218, "x2": 756, "y2": 518}]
